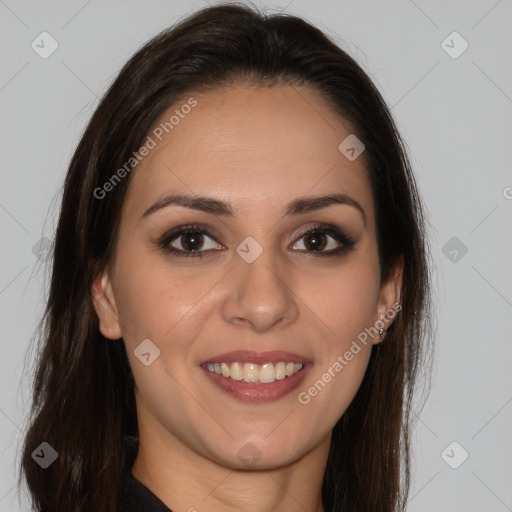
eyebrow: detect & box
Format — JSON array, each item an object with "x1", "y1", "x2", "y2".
[{"x1": 141, "y1": 192, "x2": 366, "y2": 224}]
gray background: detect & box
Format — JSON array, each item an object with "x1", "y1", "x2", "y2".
[{"x1": 1, "y1": 0, "x2": 511, "y2": 510}]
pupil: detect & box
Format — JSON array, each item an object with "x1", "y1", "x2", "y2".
[{"x1": 182, "y1": 232, "x2": 202, "y2": 251}]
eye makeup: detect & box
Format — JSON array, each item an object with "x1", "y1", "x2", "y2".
[{"x1": 155, "y1": 221, "x2": 359, "y2": 259}]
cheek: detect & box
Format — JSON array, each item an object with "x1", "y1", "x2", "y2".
[
  {"x1": 113, "y1": 248, "x2": 209, "y2": 345},
  {"x1": 306, "y1": 257, "x2": 381, "y2": 344},
  {"x1": 297, "y1": 348, "x2": 372, "y2": 440},
  {"x1": 115, "y1": 256, "x2": 213, "y2": 425},
  {"x1": 294, "y1": 257, "x2": 380, "y2": 413}
]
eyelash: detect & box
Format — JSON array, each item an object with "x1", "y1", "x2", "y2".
[{"x1": 156, "y1": 223, "x2": 358, "y2": 258}]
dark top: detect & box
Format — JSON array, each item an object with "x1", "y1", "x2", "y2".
[{"x1": 119, "y1": 470, "x2": 173, "y2": 512}]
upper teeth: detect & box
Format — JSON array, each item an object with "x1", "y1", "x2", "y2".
[{"x1": 205, "y1": 361, "x2": 304, "y2": 383}]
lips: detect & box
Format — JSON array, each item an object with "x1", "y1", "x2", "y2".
[{"x1": 199, "y1": 350, "x2": 313, "y2": 403}]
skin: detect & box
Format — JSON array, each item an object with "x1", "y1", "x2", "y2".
[{"x1": 92, "y1": 84, "x2": 402, "y2": 512}]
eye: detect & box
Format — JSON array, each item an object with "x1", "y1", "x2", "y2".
[
  {"x1": 158, "y1": 224, "x2": 223, "y2": 258},
  {"x1": 290, "y1": 223, "x2": 357, "y2": 256},
  {"x1": 157, "y1": 222, "x2": 357, "y2": 258}
]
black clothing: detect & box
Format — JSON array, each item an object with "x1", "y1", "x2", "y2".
[{"x1": 119, "y1": 470, "x2": 173, "y2": 512}]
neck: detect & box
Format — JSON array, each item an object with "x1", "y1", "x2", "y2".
[{"x1": 131, "y1": 412, "x2": 329, "y2": 512}]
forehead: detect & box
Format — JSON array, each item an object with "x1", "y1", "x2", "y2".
[{"x1": 123, "y1": 84, "x2": 374, "y2": 223}]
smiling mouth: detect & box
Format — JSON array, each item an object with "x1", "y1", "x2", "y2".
[
  {"x1": 203, "y1": 361, "x2": 304, "y2": 384},
  {"x1": 199, "y1": 349, "x2": 312, "y2": 402},
  {"x1": 200, "y1": 360, "x2": 312, "y2": 403}
]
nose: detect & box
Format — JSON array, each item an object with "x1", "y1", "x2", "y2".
[{"x1": 221, "y1": 244, "x2": 299, "y2": 333}]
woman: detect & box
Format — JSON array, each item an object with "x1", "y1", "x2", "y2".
[{"x1": 19, "y1": 3, "x2": 433, "y2": 511}]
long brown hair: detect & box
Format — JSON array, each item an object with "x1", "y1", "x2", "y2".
[{"x1": 19, "y1": 3, "x2": 434, "y2": 511}]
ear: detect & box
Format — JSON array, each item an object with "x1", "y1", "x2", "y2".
[
  {"x1": 373, "y1": 255, "x2": 404, "y2": 344},
  {"x1": 91, "y1": 269, "x2": 122, "y2": 340}
]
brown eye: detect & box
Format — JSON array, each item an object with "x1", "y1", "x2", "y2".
[
  {"x1": 302, "y1": 231, "x2": 328, "y2": 251},
  {"x1": 158, "y1": 224, "x2": 224, "y2": 258},
  {"x1": 291, "y1": 225, "x2": 356, "y2": 255},
  {"x1": 177, "y1": 232, "x2": 204, "y2": 252}
]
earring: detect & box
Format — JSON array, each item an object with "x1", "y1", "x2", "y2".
[{"x1": 378, "y1": 328, "x2": 387, "y2": 345}]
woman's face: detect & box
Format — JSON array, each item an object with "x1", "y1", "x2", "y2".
[{"x1": 93, "y1": 84, "x2": 401, "y2": 470}]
